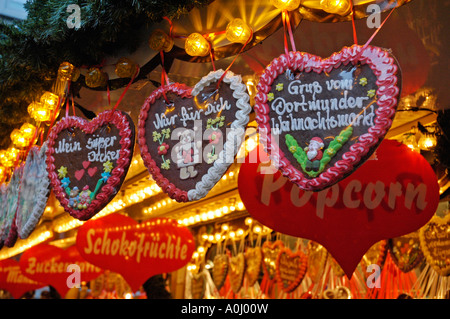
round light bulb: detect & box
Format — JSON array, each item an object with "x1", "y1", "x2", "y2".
[
  {"x1": 271, "y1": 0, "x2": 301, "y2": 11},
  {"x1": 320, "y1": 0, "x2": 352, "y2": 16},
  {"x1": 40, "y1": 91, "x2": 59, "y2": 111},
  {"x1": 185, "y1": 33, "x2": 210, "y2": 57},
  {"x1": 226, "y1": 18, "x2": 253, "y2": 44}
]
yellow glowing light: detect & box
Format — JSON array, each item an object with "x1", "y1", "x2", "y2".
[
  {"x1": 237, "y1": 201, "x2": 244, "y2": 210},
  {"x1": 185, "y1": 33, "x2": 210, "y2": 57},
  {"x1": 124, "y1": 293, "x2": 133, "y2": 299},
  {"x1": 271, "y1": 0, "x2": 301, "y2": 11},
  {"x1": 10, "y1": 129, "x2": 28, "y2": 149},
  {"x1": 148, "y1": 29, "x2": 174, "y2": 52},
  {"x1": 20, "y1": 123, "x2": 36, "y2": 140},
  {"x1": 418, "y1": 134, "x2": 437, "y2": 151},
  {"x1": 40, "y1": 91, "x2": 59, "y2": 111},
  {"x1": 0, "y1": 166, "x2": 6, "y2": 182},
  {"x1": 226, "y1": 18, "x2": 253, "y2": 44},
  {"x1": 320, "y1": 0, "x2": 352, "y2": 16}
]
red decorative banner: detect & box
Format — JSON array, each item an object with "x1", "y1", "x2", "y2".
[
  {"x1": 238, "y1": 139, "x2": 439, "y2": 277},
  {"x1": 76, "y1": 214, "x2": 195, "y2": 291},
  {"x1": 19, "y1": 244, "x2": 103, "y2": 297},
  {"x1": 0, "y1": 259, "x2": 44, "y2": 299}
]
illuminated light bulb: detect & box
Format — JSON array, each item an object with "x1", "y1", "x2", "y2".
[
  {"x1": 198, "y1": 246, "x2": 205, "y2": 253},
  {"x1": 6, "y1": 147, "x2": 21, "y2": 164},
  {"x1": 222, "y1": 206, "x2": 229, "y2": 214},
  {"x1": 208, "y1": 235, "x2": 214, "y2": 241},
  {"x1": 124, "y1": 293, "x2": 133, "y2": 299},
  {"x1": 193, "y1": 252, "x2": 199, "y2": 258},
  {"x1": 222, "y1": 224, "x2": 229, "y2": 231},
  {"x1": 188, "y1": 216, "x2": 195, "y2": 224},
  {"x1": 215, "y1": 233, "x2": 221, "y2": 241},
  {"x1": 229, "y1": 231, "x2": 236, "y2": 238},
  {"x1": 207, "y1": 210, "x2": 214, "y2": 219},
  {"x1": 237, "y1": 201, "x2": 244, "y2": 210},
  {"x1": 320, "y1": 0, "x2": 352, "y2": 16},
  {"x1": 254, "y1": 225, "x2": 262, "y2": 233},
  {"x1": 20, "y1": 123, "x2": 36, "y2": 140},
  {"x1": 195, "y1": 215, "x2": 200, "y2": 222},
  {"x1": 245, "y1": 217, "x2": 253, "y2": 225},
  {"x1": 185, "y1": 33, "x2": 210, "y2": 57},
  {"x1": 226, "y1": 18, "x2": 253, "y2": 44},
  {"x1": 148, "y1": 29, "x2": 174, "y2": 52},
  {"x1": 0, "y1": 166, "x2": 6, "y2": 182},
  {"x1": 237, "y1": 229, "x2": 244, "y2": 236},
  {"x1": 271, "y1": 0, "x2": 301, "y2": 11},
  {"x1": 40, "y1": 91, "x2": 59, "y2": 111},
  {"x1": 11, "y1": 129, "x2": 29, "y2": 149},
  {"x1": 229, "y1": 171, "x2": 234, "y2": 177},
  {"x1": 418, "y1": 133, "x2": 437, "y2": 151}
]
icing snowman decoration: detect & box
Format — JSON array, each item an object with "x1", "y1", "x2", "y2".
[{"x1": 304, "y1": 137, "x2": 324, "y2": 172}]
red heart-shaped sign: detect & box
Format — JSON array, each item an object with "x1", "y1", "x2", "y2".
[
  {"x1": 46, "y1": 110, "x2": 135, "y2": 221},
  {"x1": 238, "y1": 140, "x2": 439, "y2": 277},
  {"x1": 19, "y1": 244, "x2": 103, "y2": 297},
  {"x1": 255, "y1": 45, "x2": 401, "y2": 191},
  {"x1": 0, "y1": 259, "x2": 44, "y2": 299},
  {"x1": 76, "y1": 214, "x2": 195, "y2": 291},
  {"x1": 138, "y1": 69, "x2": 251, "y2": 202}
]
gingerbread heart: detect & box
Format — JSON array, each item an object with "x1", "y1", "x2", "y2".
[
  {"x1": 191, "y1": 272, "x2": 206, "y2": 299},
  {"x1": 245, "y1": 247, "x2": 262, "y2": 286},
  {"x1": 275, "y1": 247, "x2": 308, "y2": 293},
  {"x1": 323, "y1": 286, "x2": 351, "y2": 299},
  {"x1": 46, "y1": 110, "x2": 135, "y2": 220},
  {"x1": 262, "y1": 240, "x2": 284, "y2": 280},
  {"x1": 229, "y1": 253, "x2": 246, "y2": 294},
  {"x1": 307, "y1": 241, "x2": 328, "y2": 283},
  {"x1": 255, "y1": 45, "x2": 401, "y2": 191},
  {"x1": 138, "y1": 69, "x2": 251, "y2": 202},
  {"x1": 419, "y1": 215, "x2": 450, "y2": 276},
  {"x1": 389, "y1": 231, "x2": 423, "y2": 273},
  {"x1": 212, "y1": 254, "x2": 229, "y2": 290},
  {"x1": 15, "y1": 143, "x2": 51, "y2": 239},
  {"x1": 0, "y1": 165, "x2": 23, "y2": 247}
]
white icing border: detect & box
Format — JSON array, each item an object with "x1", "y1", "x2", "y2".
[
  {"x1": 16, "y1": 142, "x2": 51, "y2": 239},
  {"x1": 188, "y1": 69, "x2": 251, "y2": 201}
]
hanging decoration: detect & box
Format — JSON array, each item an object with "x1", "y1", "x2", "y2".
[
  {"x1": 76, "y1": 214, "x2": 195, "y2": 292},
  {"x1": 419, "y1": 215, "x2": 450, "y2": 277},
  {"x1": 0, "y1": 165, "x2": 24, "y2": 248},
  {"x1": 238, "y1": 140, "x2": 440, "y2": 277},
  {"x1": 388, "y1": 230, "x2": 424, "y2": 273},
  {"x1": 228, "y1": 252, "x2": 246, "y2": 294},
  {"x1": 275, "y1": 246, "x2": 308, "y2": 293},
  {"x1": 0, "y1": 259, "x2": 44, "y2": 299},
  {"x1": 245, "y1": 246, "x2": 263, "y2": 287},
  {"x1": 45, "y1": 110, "x2": 135, "y2": 221},
  {"x1": 19, "y1": 244, "x2": 103, "y2": 297},
  {"x1": 14, "y1": 143, "x2": 51, "y2": 240},
  {"x1": 138, "y1": 69, "x2": 251, "y2": 202},
  {"x1": 254, "y1": 44, "x2": 402, "y2": 191}
]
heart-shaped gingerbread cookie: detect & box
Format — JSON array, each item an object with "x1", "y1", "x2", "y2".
[
  {"x1": 46, "y1": 110, "x2": 135, "y2": 220},
  {"x1": 15, "y1": 143, "x2": 51, "y2": 239},
  {"x1": 389, "y1": 231, "x2": 423, "y2": 273},
  {"x1": 419, "y1": 215, "x2": 450, "y2": 276},
  {"x1": 191, "y1": 272, "x2": 206, "y2": 299},
  {"x1": 275, "y1": 247, "x2": 308, "y2": 293},
  {"x1": 255, "y1": 45, "x2": 401, "y2": 191},
  {"x1": 307, "y1": 241, "x2": 328, "y2": 283},
  {"x1": 138, "y1": 69, "x2": 251, "y2": 202},
  {"x1": 262, "y1": 240, "x2": 284, "y2": 280},
  {"x1": 229, "y1": 253, "x2": 246, "y2": 294},
  {"x1": 212, "y1": 254, "x2": 229, "y2": 290},
  {"x1": 245, "y1": 247, "x2": 262, "y2": 286}
]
